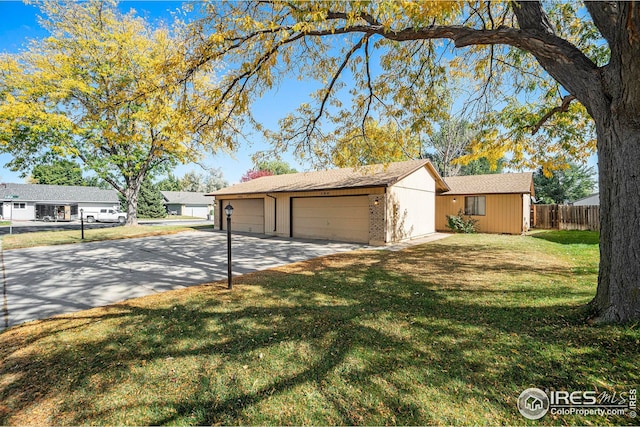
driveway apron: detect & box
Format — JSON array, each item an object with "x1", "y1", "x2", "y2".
[{"x1": 1, "y1": 231, "x2": 366, "y2": 329}]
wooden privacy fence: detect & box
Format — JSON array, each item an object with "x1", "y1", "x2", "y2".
[{"x1": 533, "y1": 204, "x2": 600, "y2": 231}]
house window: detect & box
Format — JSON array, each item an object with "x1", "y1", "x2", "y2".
[
  {"x1": 13, "y1": 202, "x2": 26, "y2": 209},
  {"x1": 465, "y1": 196, "x2": 485, "y2": 216}
]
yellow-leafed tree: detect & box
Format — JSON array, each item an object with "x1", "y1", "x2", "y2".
[{"x1": 0, "y1": 0, "x2": 229, "y2": 225}]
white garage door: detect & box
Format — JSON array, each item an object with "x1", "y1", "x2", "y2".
[
  {"x1": 184, "y1": 206, "x2": 209, "y2": 218},
  {"x1": 292, "y1": 196, "x2": 370, "y2": 243},
  {"x1": 221, "y1": 199, "x2": 264, "y2": 234}
]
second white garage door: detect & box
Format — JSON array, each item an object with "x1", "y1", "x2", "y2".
[
  {"x1": 222, "y1": 198, "x2": 264, "y2": 234},
  {"x1": 292, "y1": 196, "x2": 370, "y2": 243}
]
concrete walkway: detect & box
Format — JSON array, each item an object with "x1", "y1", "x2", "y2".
[{"x1": 1, "y1": 231, "x2": 367, "y2": 329}]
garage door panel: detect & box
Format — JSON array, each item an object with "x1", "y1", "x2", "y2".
[
  {"x1": 185, "y1": 206, "x2": 209, "y2": 218},
  {"x1": 292, "y1": 196, "x2": 369, "y2": 243},
  {"x1": 222, "y1": 199, "x2": 264, "y2": 234}
]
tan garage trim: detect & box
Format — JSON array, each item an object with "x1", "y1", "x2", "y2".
[
  {"x1": 291, "y1": 196, "x2": 369, "y2": 243},
  {"x1": 220, "y1": 198, "x2": 264, "y2": 234}
]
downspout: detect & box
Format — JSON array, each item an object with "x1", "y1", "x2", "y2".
[{"x1": 266, "y1": 194, "x2": 277, "y2": 232}]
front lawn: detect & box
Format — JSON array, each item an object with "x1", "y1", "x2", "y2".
[{"x1": 1, "y1": 232, "x2": 637, "y2": 425}]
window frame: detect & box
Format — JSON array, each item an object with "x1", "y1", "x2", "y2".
[{"x1": 464, "y1": 196, "x2": 486, "y2": 216}]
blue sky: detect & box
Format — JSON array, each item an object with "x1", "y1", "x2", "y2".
[{"x1": 0, "y1": 0, "x2": 311, "y2": 184}]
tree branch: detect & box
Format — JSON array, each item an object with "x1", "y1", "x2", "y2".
[
  {"x1": 511, "y1": 1, "x2": 555, "y2": 34},
  {"x1": 531, "y1": 94, "x2": 576, "y2": 135},
  {"x1": 362, "y1": 37, "x2": 374, "y2": 133},
  {"x1": 308, "y1": 35, "x2": 369, "y2": 136},
  {"x1": 584, "y1": 1, "x2": 619, "y2": 47}
]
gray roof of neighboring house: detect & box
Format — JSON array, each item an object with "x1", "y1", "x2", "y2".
[
  {"x1": 209, "y1": 159, "x2": 449, "y2": 196},
  {"x1": 1, "y1": 183, "x2": 119, "y2": 203},
  {"x1": 572, "y1": 193, "x2": 599, "y2": 206},
  {"x1": 441, "y1": 172, "x2": 535, "y2": 196},
  {"x1": 161, "y1": 191, "x2": 214, "y2": 206}
]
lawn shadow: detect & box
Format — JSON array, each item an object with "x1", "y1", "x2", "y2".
[{"x1": 1, "y1": 236, "x2": 635, "y2": 426}]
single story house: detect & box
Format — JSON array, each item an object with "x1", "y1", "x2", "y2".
[
  {"x1": 160, "y1": 191, "x2": 215, "y2": 218},
  {"x1": 209, "y1": 159, "x2": 449, "y2": 245},
  {"x1": 0, "y1": 183, "x2": 120, "y2": 221},
  {"x1": 572, "y1": 193, "x2": 599, "y2": 206},
  {"x1": 435, "y1": 172, "x2": 535, "y2": 235}
]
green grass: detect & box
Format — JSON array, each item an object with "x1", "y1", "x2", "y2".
[
  {"x1": 0, "y1": 221, "x2": 10, "y2": 226},
  {"x1": 1, "y1": 231, "x2": 638, "y2": 425},
  {"x1": 0, "y1": 224, "x2": 212, "y2": 250},
  {"x1": 531, "y1": 229, "x2": 600, "y2": 245}
]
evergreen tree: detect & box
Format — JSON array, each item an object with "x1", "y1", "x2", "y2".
[
  {"x1": 137, "y1": 179, "x2": 166, "y2": 218},
  {"x1": 533, "y1": 163, "x2": 596, "y2": 204},
  {"x1": 30, "y1": 160, "x2": 85, "y2": 186},
  {"x1": 156, "y1": 173, "x2": 181, "y2": 191}
]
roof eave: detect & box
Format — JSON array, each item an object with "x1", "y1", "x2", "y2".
[
  {"x1": 438, "y1": 190, "x2": 533, "y2": 196},
  {"x1": 210, "y1": 183, "x2": 389, "y2": 197}
]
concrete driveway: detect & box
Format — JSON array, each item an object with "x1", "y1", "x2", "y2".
[{"x1": 1, "y1": 231, "x2": 367, "y2": 329}]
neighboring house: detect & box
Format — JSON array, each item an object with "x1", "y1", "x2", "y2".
[
  {"x1": 572, "y1": 193, "x2": 599, "y2": 206},
  {"x1": 0, "y1": 183, "x2": 120, "y2": 221},
  {"x1": 209, "y1": 159, "x2": 449, "y2": 245},
  {"x1": 435, "y1": 172, "x2": 535, "y2": 235},
  {"x1": 160, "y1": 191, "x2": 215, "y2": 218}
]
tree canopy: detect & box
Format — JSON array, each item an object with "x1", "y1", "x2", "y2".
[
  {"x1": 240, "y1": 169, "x2": 273, "y2": 182},
  {"x1": 256, "y1": 159, "x2": 298, "y2": 175},
  {"x1": 183, "y1": 1, "x2": 603, "y2": 170},
  {"x1": 29, "y1": 159, "x2": 85, "y2": 186},
  {"x1": 0, "y1": 0, "x2": 228, "y2": 225},
  {"x1": 181, "y1": 1, "x2": 639, "y2": 323},
  {"x1": 533, "y1": 163, "x2": 596, "y2": 205}
]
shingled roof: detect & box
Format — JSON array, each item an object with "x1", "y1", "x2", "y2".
[
  {"x1": 1, "y1": 183, "x2": 119, "y2": 203},
  {"x1": 441, "y1": 172, "x2": 535, "y2": 196},
  {"x1": 161, "y1": 191, "x2": 214, "y2": 205},
  {"x1": 209, "y1": 159, "x2": 449, "y2": 196}
]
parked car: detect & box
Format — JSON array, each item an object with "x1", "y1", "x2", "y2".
[{"x1": 81, "y1": 208, "x2": 127, "y2": 224}]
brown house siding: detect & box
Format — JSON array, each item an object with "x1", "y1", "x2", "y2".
[{"x1": 436, "y1": 193, "x2": 528, "y2": 235}]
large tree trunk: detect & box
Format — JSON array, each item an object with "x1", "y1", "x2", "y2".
[
  {"x1": 509, "y1": 2, "x2": 640, "y2": 323},
  {"x1": 587, "y1": 1, "x2": 640, "y2": 324},
  {"x1": 590, "y1": 112, "x2": 640, "y2": 323},
  {"x1": 124, "y1": 177, "x2": 143, "y2": 226}
]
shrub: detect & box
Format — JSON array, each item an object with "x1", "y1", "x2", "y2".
[{"x1": 446, "y1": 209, "x2": 479, "y2": 233}]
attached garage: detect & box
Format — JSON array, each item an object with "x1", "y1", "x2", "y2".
[
  {"x1": 209, "y1": 159, "x2": 449, "y2": 245},
  {"x1": 292, "y1": 196, "x2": 370, "y2": 243},
  {"x1": 219, "y1": 198, "x2": 264, "y2": 234}
]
